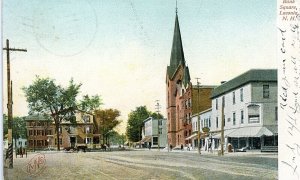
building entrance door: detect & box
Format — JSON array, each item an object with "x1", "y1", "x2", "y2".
[{"x1": 70, "y1": 137, "x2": 76, "y2": 148}]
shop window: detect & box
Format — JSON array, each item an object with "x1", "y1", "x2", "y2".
[{"x1": 153, "y1": 137, "x2": 158, "y2": 145}]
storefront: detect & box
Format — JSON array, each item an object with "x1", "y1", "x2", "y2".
[{"x1": 212, "y1": 126, "x2": 277, "y2": 151}]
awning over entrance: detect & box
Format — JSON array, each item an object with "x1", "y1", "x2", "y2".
[
  {"x1": 227, "y1": 126, "x2": 273, "y2": 138},
  {"x1": 141, "y1": 136, "x2": 152, "y2": 143},
  {"x1": 212, "y1": 129, "x2": 236, "y2": 138},
  {"x1": 185, "y1": 133, "x2": 197, "y2": 140}
]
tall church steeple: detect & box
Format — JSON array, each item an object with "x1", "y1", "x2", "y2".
[{"x1": 168, "y1": 8, "x2": 186, "y2": 78}]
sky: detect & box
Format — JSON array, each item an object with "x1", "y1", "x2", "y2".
[{"x1": 2, "y1": 0, "x2": 277, "y2": 133}]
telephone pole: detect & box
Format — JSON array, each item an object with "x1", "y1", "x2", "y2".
[
  {"x1": 195, "y1": 78, "x2": 201, "y2": 155},
  {"x1": 3, "y1": 39, "x2": 27, "y2": 168},
  {"x1": 221, "y1": 97, "x2": 225, "y2": 156},
  {"x1": 155, "y1": 100, "x2": 161, "y2": 151}
]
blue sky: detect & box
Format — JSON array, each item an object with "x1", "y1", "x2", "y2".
[{"x1": 2, "y1": 0, "x2": 277, "y2": 132}]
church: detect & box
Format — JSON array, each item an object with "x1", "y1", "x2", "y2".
[{"x1": 166, "y1": 10, "x2": 215, "y2": 148}]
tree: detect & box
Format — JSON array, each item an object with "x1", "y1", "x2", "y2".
[
  {"x1": 94, "y1": 109, "x2": 121, "y2": 145},
  {"x1": 109, "y1": 131, "x2": 127, "y2": 146},
  {"x1": 126, "y1": 106, "x2": 151, "y2": 143},
  {"x1": 79, "y1": 95, "x2": 103, "y2": 113},
  {"x1": 151, "y1": 112, "x2": 164, "y2": 119},
  {"x1": 3, "y1": 115, "x2": 27, "y2": 147},
  {"x1": 23, "y1": 76, "x2": 101, "y2": 151}
]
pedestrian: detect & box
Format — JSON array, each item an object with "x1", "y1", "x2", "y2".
[
  {"x1": 148, "y1": 142, "x2": 151, "y2": 150},
  {"x1": 170, "y1": 144, "x2": 173, "y2": 151},
  {"x1": 181, "y1": 144, "x2": 183, "y2": 151}
]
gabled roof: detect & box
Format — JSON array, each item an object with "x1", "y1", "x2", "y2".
[
  {"x1": 167, "y1": 13, "x2": 185, "y2": 78},
  {"x1": 211, "y1": 69, "x2": 277, "y2": 99},
  {"x1": 25, "y1": 115, "x2": 50, "y2": 121}
]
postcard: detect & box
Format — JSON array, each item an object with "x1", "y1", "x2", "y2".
[{"x1": 1, "y1": 0, "x2": 299, "y2": 179}]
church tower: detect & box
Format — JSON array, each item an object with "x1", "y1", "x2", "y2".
[{"x1": 166, "y1": 9, "x2": 191, "y2": 147}]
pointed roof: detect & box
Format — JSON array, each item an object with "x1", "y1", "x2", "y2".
[
  {"x1": 182, "y1": 66, "x2": 191, "y2": 87},
  {"x1": 168, "y1": 13, "x2": 185, "y2": 78}
]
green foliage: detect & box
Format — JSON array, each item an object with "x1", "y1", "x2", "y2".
[
  {"x1": 79, "y1": 95, "x2": 103, "y2": 112},
  {"x1": 22, "y1": 76, "x2": 101, "y2": 150},
  {"x1": 3, "y1": 115, "x2": 27, "y2": 139},
  {"x1": 109, "y1": 131, "x2": 127, "y2": 145},
  {"x1": 151, "y1": 112, "x2": 164, "y2": 119},
  {"x1": 95, "y1": 109, "x2": 121, "y2": 144},
  {"x1": 126, "y1": 106, "x2": 151, "y2": 142},
  {"x1": 22, "y1": 76, "x2": 81, "y2": 122}
]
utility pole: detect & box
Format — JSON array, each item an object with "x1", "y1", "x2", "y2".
[
  {"x1": 195, "y1": 78, "x2": 201, "y2": 155},
  {"x1": 155, "y1": 100, "x2": 161, "y2": 151},
  {"x1": 221, "y1": 97, "x2": 225, "y2": 155},
  {"x1": 3, "y1": 39, "x2": 27, "y2": 168}
]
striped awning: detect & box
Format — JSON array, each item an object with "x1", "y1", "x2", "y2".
[
  {"x1": 212, "y1": 129, "x2": 236, "y2": 138},
  {"x1": 228, "y1": 126, "x2": 273, "y2": 137}
]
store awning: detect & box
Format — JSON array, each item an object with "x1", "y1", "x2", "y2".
[
  {"x1": 212, "y1": 129, "x2": 236, "y2": 138},
  {"x1": 185, "y1": 133, "x2": 197, "y2": 140},
  {"x1": 141, "y1": 136, "x2": 152, "y2": 143},
  {"x1": 227, "y1": 126, "x2": 273, "y2": 138}
]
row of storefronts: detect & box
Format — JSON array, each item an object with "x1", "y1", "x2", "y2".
[{"x1": 186, "y1": 70, "x2": 278, "y2": 152}]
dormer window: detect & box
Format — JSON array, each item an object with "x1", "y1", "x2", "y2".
[{"x1": 83, "y1": 115, "x2": 90, "y2": 123}]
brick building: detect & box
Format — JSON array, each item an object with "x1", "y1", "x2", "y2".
[
  {"x1": 25, "y1": 115, "x2": 54, "y2": 150},
  {"x1": 26, "y1": 111, "x2": 97, "y2": 150},
  {"x1": 166, "y1": 11, "x2": 214, "y2": 147}
]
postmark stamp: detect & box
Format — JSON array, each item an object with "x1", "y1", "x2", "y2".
[{"x1": 23, "y1": 153, "x2": 47, "y2": 177}]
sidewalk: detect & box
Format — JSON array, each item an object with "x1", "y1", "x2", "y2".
[{"x1": 133, "y1": 148, "x2": 278, "y2": 158}]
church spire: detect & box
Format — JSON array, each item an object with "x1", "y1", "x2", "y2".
[
  {"x1": 168, "y1": 6, "x2": 185, "y2": 77},
  {"x1": 176, "y1": 0, "x2": 178, "y2": 14}
]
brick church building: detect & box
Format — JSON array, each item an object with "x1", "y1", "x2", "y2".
[{"x1": 166, "y1": 11, "x2": 215, "y2": 148}]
